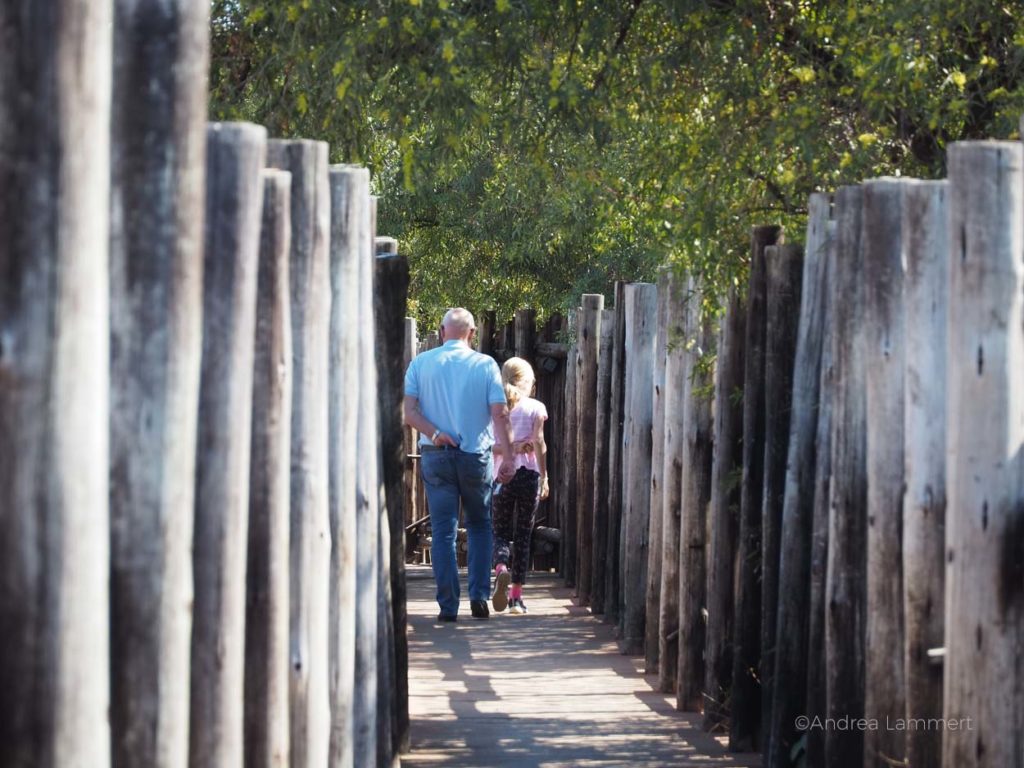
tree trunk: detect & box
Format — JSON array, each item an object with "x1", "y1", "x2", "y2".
[
  {"x1": 245, "y1": 170, "x2": 293, "y2": 768},
  {"x1": 605, "y1": 282, "x2": 628, "y2": 627},
  {"x1": 901, "y1": 180, "x2": 948, "y2": 768},
  {"x1": 943, "y1": 141, "x2": 1024, "y2": 768},
  {"x1": 0, "y1": 3, "x2": 112, "y2": 764},
  {"x1": 266, "y1": 139, "x2": 333, "y2": 768},
  {"x1": 577, "y1": 295, "x2": 604, "y2": 606}
]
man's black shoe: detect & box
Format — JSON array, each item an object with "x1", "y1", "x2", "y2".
[
  {"x1": 470, "y1": 600, "x2": 490, "y2": 619},
  {"x1": 437, "y1": 613, "x2": 457, "y2": 623}
]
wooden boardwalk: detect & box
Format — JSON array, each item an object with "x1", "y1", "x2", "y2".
[{"x1": 403, "y1": 566, "x2": 761, "y2": 767}]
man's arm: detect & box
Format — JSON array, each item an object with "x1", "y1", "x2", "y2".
[
  {"x1": 490, "y1": 402, "x2": 516, "y2": 482},
  {"x1": 403, "y1": 395, "x2": 457, "y2": 447}
]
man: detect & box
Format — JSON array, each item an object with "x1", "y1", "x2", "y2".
[{"x1": 403, "y1": 308, "x2": 516, "y2": 621}]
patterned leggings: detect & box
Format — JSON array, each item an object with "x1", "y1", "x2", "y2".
[{"x1": 491, "y1": 466, "x2": 540, "y2": 585}]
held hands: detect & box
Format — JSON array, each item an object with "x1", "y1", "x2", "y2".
[
  {"x1": 496, "y1": 461, "x2": 516, "y2": 484},
  {"x1": 511, "y1": 439, "x2": 535, "y2": 454}
]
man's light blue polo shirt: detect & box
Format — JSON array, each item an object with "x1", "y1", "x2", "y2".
[{"x1": 404, "y1": 340, "x2": 506, "y2": 453}]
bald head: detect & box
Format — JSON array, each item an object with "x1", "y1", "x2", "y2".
[{"x1": 441, "y1": 307, "x2": 476, "y2": 342}]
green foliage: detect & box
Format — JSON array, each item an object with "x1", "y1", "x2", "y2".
[{"x1": 210, "y1": 0, "x2": 1024, "y2": 326}]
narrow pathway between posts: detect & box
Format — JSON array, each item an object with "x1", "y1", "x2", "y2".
[{"x1": 402, "y1": 566, "x2": 760, "y2": 767}]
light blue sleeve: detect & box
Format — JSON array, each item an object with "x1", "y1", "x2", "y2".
[
  {"x1": 404, "y1": 356, "x2": 419, "y2": 397},
  {"x1": 486, "y1": 358, "x2": 506, "y2": 405}
]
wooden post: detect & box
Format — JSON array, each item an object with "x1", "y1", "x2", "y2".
[
  {"x1": 677, "y1": 277, "x2": 715, "y2": 712},
  {"x1": 479, "y1": 310, "x2": 496, "y2": 356},
  {"x1": 943, "y1": 141, "x2": 1024, "y2": 768},
  {"x1": 190, "y1": 122, "x2": 266, "y2": 767},
  {"x1": 267, "y1": 139, "x2": 332, "y2": 768},
  {"x1": 901, "y1": 180, "x2": 948, "y2": 768},
  {"x1": 605, "y1": 282, "x2": 628, "y2": 626},
  {"x1": 591, "y1": 309, "x2": 616, "y2": 615},
  {"x1": 825, "y1": 185, "x2": 867, "y2": 768},
  {"x1": 560, "y1": 312, "x2": 579, "y2": 586},
  {"x1": 767, "y1": 194, "x2": 831, "y2": 765},
  {"x1": 515, "y1": 308, "x2": 537, "y2": 370},
  {"x1": 620, "y1": 283, "x2": 658, "y2": 655},
  {"x1": 704, "y1": 286, "x2": 747, "y2": 725},
  {"x1": 375, "y1": 252, "x2": 411, "y2": 759},
  {"x1": 731, "y1": 224, "x2": 784, "y2": 751},
  {"x1": 659, "y1": 273, "x2": 687, "y2": 693},
  {"x1": 805, "y1": 218, "x2": 838, "y2": 768},
  {"x1": 862, "y1": 178, "x2": 907, "y2": 768},
  {"x1": 107, "y1": 2, "x2": 207, "y2": 764},
  {"x1": 245, "y1": 170, "x2": 293, "y2": 768},
  {"x1": 0, "y1": 3, "x2": 112, "y2": 764},
  {"x1": 645, "y1": 271, "x2": 671, "y2": 671},
  {"x1": 576, "y1": 295, "x2": 604, "y2": 606},
  {"x1": 325, "y1": 166, "x2": 367, "y2": 768},
  {"x1": 759, "y1": 243, "x2": 804, "y2": 743}
]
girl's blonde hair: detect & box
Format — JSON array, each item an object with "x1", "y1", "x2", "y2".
[{"x1": 501, "y1": 357, "x2": 535, "y2": 410}]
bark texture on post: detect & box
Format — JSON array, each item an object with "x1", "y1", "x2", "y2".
[
  {"x1": 645, "y1": 271, "x2": 670, "y2": 672},
  {"x1": 731, "y1": 225, "x2": 783, "y2": 751},
  {"x1": 620, "y1": 283, "x2": 658, "y2": 655},
  {"x1": 825, "y1": 185, "x2": 867, "y2": 768},
  {"x1": 515, "y1": 308, "x2": 537, "y2": 370},
  {"x1": 759, "y1": 244, "x2": 804, "y2": 745},
  {"x1": 0, "y1": 4, "x2": 112, "y2": 765},
  {"x1": 767, "y1": 194, "x2": 831, "y2": 766},
  {"x1": 605, "y1": 282, "x2": 628, "y2": 626},
  {"x1": 266, "y1": 139, "x2": 333, "y2": 768},
  {"x1": 576, "y1": 295, "x2": 604, "y2": 606},
  {"x1": 943, "y1": 141, "x2": 1024, "y2": 768},
  {"x1": 403, "y1": 318, "x2": 419, "y2": 528},
  {"x1": 479, "y1": 311, "x2": 496, "y2": 356},
  {"x1": 591, "y1": 309, "x2": 616, "y2": 615},
  {"x1": 862, "y1": 178, "x2": 907, "y2": 768},
  {"x1": 375, "y1": 253, "x2": 411, "y2": 761},
  {"x1": 190, "y1": 122, "x2": 267, "y2": 768},
  {"x1": 901, "y1": 180, "x2": 948, "y2": 768},
  {"x1": 108, "y1": 2, "x2": 208, "y2": 765},
  {"x1": 560, "y1": 312, "x2": 579, "y2": 587},
  {"x1": 326, "y1": 166, "x2": 368, "y2": 768},
  {"x1": 704, "y1": 287, "x2": 746, "y2": 727},
  {"x1": 677, "y1": 277, "x2": 715, "y2": 713},
  {"x1": 245, "y1": 170, "x2": 293, "y2": 768}
]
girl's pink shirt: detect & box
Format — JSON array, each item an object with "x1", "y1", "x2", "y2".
[{"x1": 493, "y1": 396, "x2": 548, "y2": 476}]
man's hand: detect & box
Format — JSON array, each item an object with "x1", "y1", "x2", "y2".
[
  {"x1": 433, "y1": 431, "x2": 458, "y2": 447},
  {"x1": 496, "y1": 461, "x2": 516, "y2": 484}
]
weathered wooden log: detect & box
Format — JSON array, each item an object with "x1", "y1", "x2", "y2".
[
  {"x1": 825, "y1": 185, "x2": 867, "y2": 768},
  {"x1": 704, "y1": 286, "x2": 746, "y2": 726},
  {"x1": 606, "y1": 282, "x2": 628, "y2": 626},
  {"x1": 479, "y1": 310, "x2": 496, "y2": 356},
  {"x1": 267, "y1": 139, "x2": 332, "y2": 768},
  {"x1": 678, "y1": 277, "x2": 715, "y2": 712},
  {"x1": 861, "y1": 178, "x2": 907, "y2": 768},
  {"x1": 325, "y1": 166, "x2": 366, "y2": 768},
  {"x1": 576, "y1": 295, "x2": 604, "y2": 606},
  {"x1": 515, "y1": 308, "x2": 537, "y2": 371},
  {"x1": 620, "y1": 283, "x2": 658, "y2": 654},
  {"x1": 0, "y1": 4, "x2": 112, "y2": 764},
  {"x1": 245, "y1": 170, "x2": 293, "y2": 768},
  {"x1": 536, "y1": 341, "x2": 570, "y2": 359},
  {"x1": 375, "y1": 252, "x2": 411, "y2": 759},
  {"x1": 767, "y1": 194, "x2": 831, "y2": 766},
  {"x1": 560, "y1": 312, "x2": 579, "y2": 586},
  {"x1": 375, "y1": 236, "x2": 398, "y2": 255},
  {"x1": 645, "y1": 271, "x2": 671, "y2": 671},
  {"x1": 943, "y1": 141, "x2": 1024, "y2": 768},
  {"x1": 900, "y1": 180, "x2": 948, "y2": 768},
  {"x1": 759, "y1": 243, "x2": 804, "y2": 745},
  {"x1": 805, "y1": 218, "x2": 838, "y2": 768},
  {"x1": 591, "y1": 309, "x2": 616, "y2": 615},
  {"x1": 190, "y1": 122, "x2": 266, "y2": 768},
  {"x1": 731, "y1": 225, "x2": 783, "y2": 751},
  {"x1": 403, "y1": 318, "x2": 419, "y2": 527}
]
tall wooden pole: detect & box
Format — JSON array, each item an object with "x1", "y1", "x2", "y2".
[
  {"x1": 605, "y1": 282, "x2": 628, "y2": 626},
  {"x1": 576, "y1": 295, "x2": 604, "y2": 606},
  {"x1": 704, "y1": 286, "x2": 746, "y2": 726},
  {"x1": 107, "y1": 2, "x2": 208, "y2": 765},
  {"x1": 943, "y1": 141, "x2": 1024, "y2": 768},
  {"x1": 245, "y1": 170, "x2": 293, "y2": 768},
  {"x1": 901, "y1": 180, "x2": 948, "y2": 768},
  {"x1": 190, "y1": 122, "x2": 267, "y2": 768},
  {"x1": 0, "y1": 3, "x2": 112, "y2": 765},
  {"x1": 862, "y1": 178, "x2": 907, "y2": 768},
  {"x1": 620, "y1": 283, "x2": 658, "y2": 655},
  {"x1": 560, "y1": 312, "x2": 579, "y2": 586},
  {"x1": 731, "y1": 225, "x2": 783, "y2": 751},
  {"x1": 267, "y1": 139, "x2": 333, "y2": 768},
  {"x1": 591, "y1": 309, "x2": 616, "y2": 615},
  {"x1": 767, "y1": 194, "x2": 831, "y2": 766},
  {"x1": 825, "y1": 185, "x2": 868, "y2": 768}
]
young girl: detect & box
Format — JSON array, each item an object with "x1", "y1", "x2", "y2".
[{"x1": 491, "y1": 357, "x2": 549, "y2": 615}]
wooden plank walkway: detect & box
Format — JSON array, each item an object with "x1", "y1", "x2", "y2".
[{"x1": 403, "y1": 566, "x2": 761, "y2": 767}]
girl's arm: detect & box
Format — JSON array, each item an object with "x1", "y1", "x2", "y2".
[{"x1": 534, "y1": 416, "x2": 549, "y2": 499}]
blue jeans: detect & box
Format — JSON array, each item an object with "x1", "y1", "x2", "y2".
[{"x1": 421, "y1": 446, "x2": 494, "y2": 616}]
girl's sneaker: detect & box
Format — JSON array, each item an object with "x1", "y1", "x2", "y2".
[
  {"x1": 508, "y1": 597, "x2": 528, "y2": 615},
  {"x1": 492, "y1": 569, "x2": 511, "y2": 612}
]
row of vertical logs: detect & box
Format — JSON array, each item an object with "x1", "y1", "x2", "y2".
[{"x1": 0, "y1": 5, "x2": 407, "y2": 768}]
